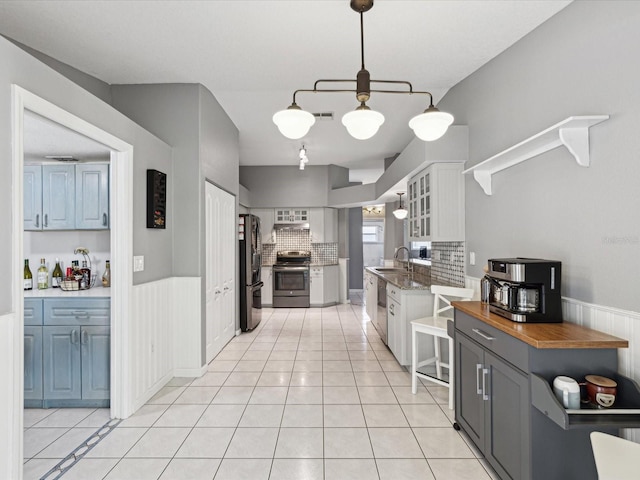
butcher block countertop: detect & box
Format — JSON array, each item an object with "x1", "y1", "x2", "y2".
[{"x1": 452, "y1": 301, "x2": 628, "y2": 350}]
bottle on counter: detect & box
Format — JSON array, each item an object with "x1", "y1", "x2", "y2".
[
  {"x1": 52, "y1": 258, "x2": 63, "y2": 288},
  {"x1": 102, "y1": 260, "x2": 111, "y2": 287},
  {"x1": 37, "y1": 258, "x2": 48, "y2": 290},
  {"x1": 24, "y1": 259, "x2": 33, "y2": 290},
  {"x1": 80, "y1": 260, "x2": 91, "y2": 289}
]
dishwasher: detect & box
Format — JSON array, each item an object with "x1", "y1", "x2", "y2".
[{"x1": 376, "y1": 278, "x2": 388, "y2": 345}]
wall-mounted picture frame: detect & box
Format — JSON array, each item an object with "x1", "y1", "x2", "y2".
[{"x1": 147, "y1": 169, "x2": 167, "y2": 229}]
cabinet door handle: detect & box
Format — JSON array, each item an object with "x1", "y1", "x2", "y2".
[
  {"x1": 35, "y1": 214, "x2": 39, "y2": 227},
  {"x1": 482, "y1": 368, "x2": 490, "y2": 401},
  {"x1": 71, "y1": 329, "x2": 78, "y2": 344},
  {"x1": 81, "y1": 330, "x2": 88, "y2": 345},
  {"x1": 103, "y1": 213, "x2": 108, "y2": 226},
  {"x1": 44, "y1": 214, "x2": 48, "y2": 227},
  {"x1": 389, "y1": 304, "x2": 395, "y2": 315},
  {"x1": 476, "y1": 363, "x2": 483, "y2": 395},
  {"x1": 73, "y1": 311, "x2": 89, "y2": 318},
  {"x1": 472, "y1": 328, "x2": 496, "y2": 341}
]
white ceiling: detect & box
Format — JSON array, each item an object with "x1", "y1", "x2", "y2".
[{"x1": 0, "y1": 0, "x2": 572, "y2": 184}]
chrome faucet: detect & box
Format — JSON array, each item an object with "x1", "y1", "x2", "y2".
[{"x1": 394, "y1": 246, "x2": 413, "y2": 273}]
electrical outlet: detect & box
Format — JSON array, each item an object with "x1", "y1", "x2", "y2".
[
  {"x1": 470, "y1": 252, "x2": 476, "y2": 265},
  {"x1": 133, "y1": 255, "x2": 145, "y2": 272}
]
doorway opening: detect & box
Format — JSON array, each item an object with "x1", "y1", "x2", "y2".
[{"x1": 11, "y1": 85, "x2": 134, "y2": 477}]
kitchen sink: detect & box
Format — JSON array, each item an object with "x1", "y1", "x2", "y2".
[{"x1": 371, "y1": 267, "x2": 410, "y2": 274}]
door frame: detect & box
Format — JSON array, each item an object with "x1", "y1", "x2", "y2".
[{"x1": 10, "y1": 85, "x2": 134, "y2": 478}]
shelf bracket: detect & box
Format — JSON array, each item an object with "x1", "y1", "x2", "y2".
[
  {"x1": 559, "y1": 127, "x2": 590, "y2": 167},
  {"x1": 463, "y1": 115, "x2": 609, "y2": 195}
]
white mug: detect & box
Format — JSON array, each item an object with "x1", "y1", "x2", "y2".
[{"x1": 553, "y1": 376, "x2": 581, "y2": 409}]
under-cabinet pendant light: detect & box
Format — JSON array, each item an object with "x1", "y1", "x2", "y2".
[
  {"x1": 393, "y1": 192, "x2": 408, "y2": 220},
  {"x1": 273, "y1": 0, "x2": 453, "y2": 141}
]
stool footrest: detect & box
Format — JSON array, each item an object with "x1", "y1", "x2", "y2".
[{"x1": 415, "y1": 369, "x2": 450, "y2": 388}]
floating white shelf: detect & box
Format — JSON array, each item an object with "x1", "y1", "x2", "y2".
[{"x1": 462, "y1": 115, "x2": 609, "y2": 195}]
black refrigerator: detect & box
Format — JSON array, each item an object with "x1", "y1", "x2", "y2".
[{"x1": 239, "y1": 214, "x2": 263, "y2": 331}]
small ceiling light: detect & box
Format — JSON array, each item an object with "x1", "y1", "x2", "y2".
[
  {"x1": 393, "y1": 192, "x2": 408, "y2": 219},
  {"x1": 273, "y1": 0, "x2": 453, "y2": 142}
]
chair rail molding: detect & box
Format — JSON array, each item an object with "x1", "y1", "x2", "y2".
[{"x1": 463, "y1": 115, "x2": 609, "y2": 195}]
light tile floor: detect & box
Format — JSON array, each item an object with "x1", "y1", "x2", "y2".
[{"x1": 24, "y1": 302, "x2": 499, "y2": 480}]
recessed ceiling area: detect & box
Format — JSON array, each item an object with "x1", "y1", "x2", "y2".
[{"x1": 0, "y1": 1, "x2": 572, "y2": 181}]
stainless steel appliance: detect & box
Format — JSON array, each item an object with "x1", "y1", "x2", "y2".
[
  {"x1": 239, "y1": 214, "x2": 263, "y2": 331},
  {"x1": 486, "y1": 257, "x2": 562, "y2": 323},
  {"x1": 376, "y1": 277, "x2": 388, "y2": 344},
  {"x1": 273, "y1": 250, "x2": 311, "y2": 308}
]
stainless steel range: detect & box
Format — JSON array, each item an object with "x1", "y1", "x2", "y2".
[{"x1": 273, "y1": 250, "x2": 311, "y2": 308}]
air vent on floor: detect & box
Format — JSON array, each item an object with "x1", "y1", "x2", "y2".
[{"x1": 312, "y1": 112, "x2": 334, "y2": 121}]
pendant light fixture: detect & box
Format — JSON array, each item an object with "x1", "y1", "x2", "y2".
[
  {"x1": 273, "y1": 0, "x2": 453, "y2": 141},
  {"x1": 393, "y1": 192, "x2": 408, "y2": 219}
]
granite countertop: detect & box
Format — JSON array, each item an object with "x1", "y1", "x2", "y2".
[
  {"x1": 25, "y1": 286, "x2": 111, "y2": 298},
  {"x1": 452, "y1": 301, "x2": 628, "y2": 349},
  {"x1": 365, "y1": 266, "x2": 431, "y2": 291}
]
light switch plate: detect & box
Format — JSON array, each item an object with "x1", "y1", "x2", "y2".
[
  {"x1": 133, "y1": 255, "x2": 145, "y2": 272},
  {"x1": 470, "y1": 252, "x2": 476, "y2": 265}
]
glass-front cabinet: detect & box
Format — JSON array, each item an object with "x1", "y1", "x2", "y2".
[
  {"x1": 407, "y1": 163, "x2": 465, "y2": 242},
  {"x1": 275, "y1": 209, "x2": 309, "y2": 223}
]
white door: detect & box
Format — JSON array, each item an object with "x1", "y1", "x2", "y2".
[{"x1": 205, "y1": 182, "x2": 236, "y2": 363}]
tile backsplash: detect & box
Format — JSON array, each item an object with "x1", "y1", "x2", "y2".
[
  {"x1": 261, "y1": 230, "x2": 338, "y2": 265},
  {"x1": 430, "y1": 241, "x2": 465, "y2": 287}
]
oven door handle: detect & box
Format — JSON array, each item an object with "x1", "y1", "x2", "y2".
[{"x1": 273, "y1": 266, "x2": 309, "y2": 271}]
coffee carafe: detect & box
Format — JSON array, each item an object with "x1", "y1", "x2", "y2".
[{"x1": 486, "y1": 258, "x2": 562, "y2": 323}]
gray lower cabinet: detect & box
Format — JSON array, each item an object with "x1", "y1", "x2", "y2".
[
  {"x1": 25, "y1": 297, "x2": 110, "y2": 408},
  {"x1": 24, "y1": 326, "x2": 43, "y2": 404},
  {"x1": 455, "y1": 309, "x2": 623, "y2": 480}
]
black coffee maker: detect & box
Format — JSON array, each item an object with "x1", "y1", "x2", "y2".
[{"x1": 486, "y1": 258, "x2": 562, "y2": 323}]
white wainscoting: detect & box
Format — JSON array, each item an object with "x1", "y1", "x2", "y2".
[
  {"x1": 0, "y1": 311, "x2": 20, "y2": 480},
  {"x1": 466, "y1": 275, "x2": 640, "y2": 442},
  {"x1": 130, "y1": 277, "x2": 204, "y2": 411}
]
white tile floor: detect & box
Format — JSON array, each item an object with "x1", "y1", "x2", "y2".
[{"x1": 24, "y1": 301, "x2": 499, "y2": 480}]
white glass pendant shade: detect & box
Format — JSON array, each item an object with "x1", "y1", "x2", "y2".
[
  {"x1": 273, "y1": 107, "x2": 316, "y2": 140},
  {"x1": 393, "y1": 208, "x2": 408, "y2": 219},
  {"x1": 341, "y1": 108, "x2": 385, "y2": 140},
  {"x1": 409, "y1": 108, "x2": 454, "y2": 142}
]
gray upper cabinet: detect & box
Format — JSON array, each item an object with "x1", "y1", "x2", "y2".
[
  {"x1": 24, "y1": 163, "x2": 109, "y2": 231},
  {"x1": 76, "y1": 164, "x2": 109, "y2": 229},
  {"x1": 24, "y1": 165, "x2": 43, "y2": 231},
  {"x1": 42, "y1": 164, "x2": 75, "y2": 230}
]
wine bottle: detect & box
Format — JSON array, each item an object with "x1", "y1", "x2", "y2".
[
  {"x1": 81, "y1": 260, "x2": 91, "y2": 289},
  {"x1": 52, "y1": 258, "x2": 63, "y2": 288},
  {"x1": 37, "y1": 258, "x2": 48, "y2": 290},
  {"x1": 102, "y1": 260, "x2": 111, "y2": 287},
  {"x1": 24, "y1": 259, "x2": 33, "y2": 290}
]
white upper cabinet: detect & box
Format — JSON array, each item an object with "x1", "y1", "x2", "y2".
[
  {"x1": 309, "y1": 208, "x2": 338, "y2": 243},
  {"x1": 407, "y1": 162, "x2": 465, "y2": 242},
  {"x1": 274, "y1": 209, "x2": 309, "y2": 223}
]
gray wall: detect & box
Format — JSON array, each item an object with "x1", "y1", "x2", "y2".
[
  {"x1": 384, "y1": 201, "x2": 406, "y2": 260},
  {"x1": 0, "y1": 35, "x2": 173, "y2": 313},
  {"x1": 439, "y1": 1, "x2": 640, "y2": 312},
  {"x1": 348, "y1": 207, "x2": 364, "y2": 289},
  {"x1": 240, "y1": 165, "x2": 342, "y2": 207},
  {"x1": 6, "y1": 37, "x2": 113, "y2": 105}
]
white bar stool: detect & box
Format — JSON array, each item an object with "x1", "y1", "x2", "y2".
[
  {"x1": 591, "y1": 431, "x2": 640, "y2": 479},
  {"x1": 411, "y1": 285, "x2": 474, "y2": 409}
]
